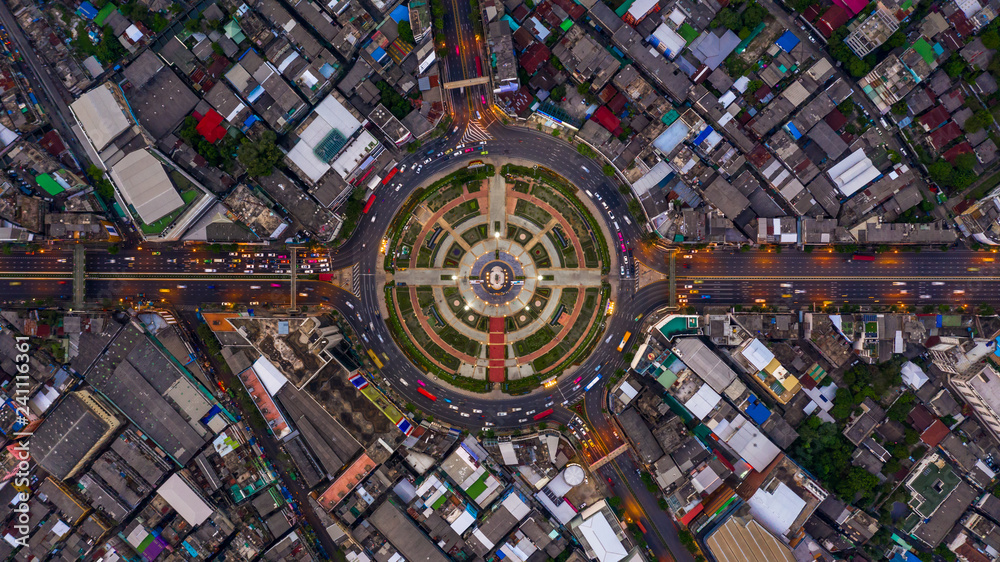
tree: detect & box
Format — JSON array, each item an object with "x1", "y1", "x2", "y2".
[
  {"x1": 965, "y1": 109, "x2": 994, "y2": 133},
  {"x1": 954, "y1": 151, "x2": 978, "y2": 173},
  {"x1": 184, "y1": 17, "x2": 203, "y2": 33},
  {"x1": 830, "y1": 387, "x2": 856, "y2": 420},
  {"x1": 397, "y1": 20, "x2": 415, "y2": 44},
  {"x1": 887, "y1": 392, "x2": 916, "y2": 422},
  {"x1": 788, "y1": 0, "x2": 818, "y2": 12},
  {"x1": 237, "y1": 131, "x2": 283, "y2": 177},
  {"x1": 890, "y1": 101, "x2": 908, "y2": 116},
  {"x1": 983, "y1": 29, "x2": 1000, "y2": 50},
  {"x1": 845, "y1": 56, "x2": 871, "y2": 78},
  {"x1": 577, "y1": 143, "x2": 596, "y2": 158},
  {"x1": 884, "y1": 31, "x2": 906, "y2": 49},
  {"x1": 108, "y1": 245, "x2": 120, "y2": 255},
  {"x1": 602, "y1": 164, "x2": 616, "y2": 177},
  {"x1": 577, "y1": 82, "x2": 591, "y2": 95},
  {"x1": 944, "y1": 53, "x2": 968, "y2": 78},
  {"x1": 747, "y1": 79, "x2": 764, "y2": 93},
  {"x1": 928, "y1": 160, "x2": 954, "y2": 186},
  {"x1": 551, "y1": 83, "x2": 567, "y2": 100}
]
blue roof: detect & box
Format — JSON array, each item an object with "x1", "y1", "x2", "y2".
[
  {"x1": 692, "y1": 126, "x2": 713, "y2": 146},
  {"x1": 776, "y1": 30, "x2": 800, "y2": 53},
  {"x1": 372, "y1": 47, "x2": 387, "y2": 62},
  {"x1": 390, "y1": 4, "x2": 410, "y2": 22},
  {"x1": 746, "y1": 400, "x2": 772, "y2": 425},
  {"x1": 78, "y1": 1, "x2": 98, "y2": 19},
  {"x1": 785, "y1": 122, "x2": 802, "y2": 139}
]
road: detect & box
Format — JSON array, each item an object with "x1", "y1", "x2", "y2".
[{"x1": 0, "y1": 0, "x2": 92, "y2": 167}]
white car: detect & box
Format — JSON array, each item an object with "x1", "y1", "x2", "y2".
[
  {"x1": 780, "y1": 283, "x2": 792, "y2": 288},
  {"x1": 932, "y1": 282, "x2": 945, "y2": 286},
  {"x1": 423, "y1": 158, "x2": 431, "y2": 164},
  {"x1": 449, "y1": 405, "x2": 459, "y2": 410},
  {"x1": 919, "y1": 294, "x2": 931, "y2": 299},
  {"x1": 497, "y1": 412, "x2": 507, "y2": 416},
  {"x1": 892, "y1": 282, "x2": 906, "y2": 286},
  {"x1": 684, "y1": 284, "x2": 693, "y2": 289},
  {"x1": 395, "y1": 184, "x2": 401, "y2": 191},
  {"x1": 461, "y1": 412, "x2": 470, "y2": 417},
  {"x1": 472, "y1": 409, "x2": 482, "y2": 413}
]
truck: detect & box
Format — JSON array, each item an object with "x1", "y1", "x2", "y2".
[{"x1": 851, "y1": 254, "x2": 875, "y2": 262}]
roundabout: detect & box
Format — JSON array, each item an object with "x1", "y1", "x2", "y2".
[{"x1": 382, "y1": 162, "x2": 611, "y2": 393}]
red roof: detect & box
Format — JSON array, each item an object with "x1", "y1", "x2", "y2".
[
  {"x1": 591, "y1": 105, "x2": 621, "y2": 133},
  {"x1": 943, "y1": 142, "x2": 973, "y2": 163},
  {"x1": 519, "y1": 43, "x2": 551, "y2": 75},
  {"x1": 824, "y1": 108, "x2": 847, "y2": 130},
  {"x1": 832, "y1": 0, "x2": 869, "y2": 16},
  {"x1": 36, "y1": 324, "x2": 50, "y2": 338},
  {"x1": 39, "y1": 131, "x2": 67, "y2": 157},
  {"x1": 948, "y1": 10, "x2": 974, "y2": 36},
  {"x1": 921, "y1": 419, "x2": 949, "y2": 447},
  {"x1": 928, "y1": 122, "x2": 962, "y2": 150},
  {"x1": 552, "y1": 0, "x2": 585, "y2": 19},
  {"x1": 918, "y1": 105, "x2": 950, "y2": 131},
  {"x1": 599, "y1": 84, "x2": 618, "y2": 103},
  {"x1": 816, "y1": 5, "x2": 850, "y2": 38},
  {"x1": 907, "y1": 404, "x2": 935, "y2": 432},
  {"x1": 803, "y1": 4, "x2": 822, "y2": 21},
  {"x1": 607, "y1": 93, "x2": 627, "y2": 114},
  {"x1": 196, "y1": 109, "x2": 227, "y2": 143},
  {"x1": 680, "y1": 503, "x2": 704, "y2": 526}
]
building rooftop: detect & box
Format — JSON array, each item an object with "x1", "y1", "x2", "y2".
[
  {"x1": 617, "y1": 408, "x2": 664, "y2": 464},
  {"x1": 705, "y1": 513, "x2": 795, "y2": 562},
  {"x1": 70, "y1": 85, "x2": 130, "y2": 151},
  {"x1": 109, "y1": 150, "x2": 183, "y2": 225},
  {"x1": 32, "y1": 393, "x2": 115, "y2": 480},
  {"x1": 369, "y1": 500, "x2": 449, "y2": 562},
  {"x1": 672, "y1": 337, "x2": 737, "y2": 393}
]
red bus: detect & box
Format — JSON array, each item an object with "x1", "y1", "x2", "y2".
[
  {"x1": 475, "y1": 56, "x2": 482, "y2": 77},
  {"x1": 851, "y1": 254, "x2": 875, "y2": 262},
  {"x1": 363, "y1": 194, "x2": 377, "y2": 214},
  {"x1": 533, "y1": 408, "x2": 553, "y2": 421},
  {"x1": 418, "y1": 387, "x2": 437, "y2": 401},
  {"x1": 635, "y1": 520, "x2": 647, "y2": 534},
  {"x1": 381, "y1": 167, "x2": 399, "y2": 185}
]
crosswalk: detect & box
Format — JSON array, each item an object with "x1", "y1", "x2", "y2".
[
  {"x1": 352, "y1": 263, "x2": 361, "y2": 297},
  {"x1": 461, "y1": 121, "x2": 492, "y2": 143}
]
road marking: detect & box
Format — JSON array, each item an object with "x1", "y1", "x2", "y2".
[{"x1": 462, "y1": 121, "x2": 492, "y2": 143}]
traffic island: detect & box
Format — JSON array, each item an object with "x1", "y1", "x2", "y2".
[{"x1": 381, "y1": 164, "x2": 610, "y2": 395}]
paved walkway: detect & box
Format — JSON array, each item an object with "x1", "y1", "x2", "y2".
[
  {"x1": 537, "y1": 268, "x2": 603, "y2": 285},
  {"x1": 488, "y1": 174, "x2": 507, "y2": 236},
  {"x1": 409, "y1": 190, "x2": 486, "y2": 268},
  {"x1": 508, "y1": 190, "x2": 587, "y2": 271}
]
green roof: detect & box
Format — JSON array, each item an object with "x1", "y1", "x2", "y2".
[
  {"x1": 908, "y1": 459, "x2": 960, "y2": 517},
  {"x1": 661, "y1": 109, "x2": 680, "y2": 126},
  {"x1": 465, "y1": 472, "x2": 490, "y2": 499},
  {"x1": 678, "y1": 23, "x2": 699, "y2": 44},
  {"x1": 656, "y1": 369, "x2": 677, "y2": 389},
  {"x1": 94, "y1": 3, "x2": 116, "y2": 25},
  {"x1": 560, "y1": 19, "x2": 573, "y2": 32},
  {"x1": 431, "y1": 493, "x2": 448, "y2": 510},
  {"x1": 912, "y1": 38, "x2": 935, "y2": 65},
  {"x1": 614, "y1": 0, "x2": 635, "y2": 17},
  {"x1": 35, "y1": 173, "x2": 65, "y2": 195}
]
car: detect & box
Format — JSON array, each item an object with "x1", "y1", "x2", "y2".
[
  {"x1": 892, "y1": 282, "x2": 906, "y2": 286},
  {"x1": 250, "y1": 285, "x2": 260, "y2": 289},
  {"x1": 205, "y1": 268, "x2": 216, "y2": 273},
  {"x1": 423, "y1": 158, "x2": 431, "y2": 164},
  {"x1": 152, "y1": 251, "x2": 160, "y2": 255},
  {"x1": 754, "y1": 299, "x2": 766, "y2": 303},
  {"x1": 953, "y1": 289, "x2": 965, "y2": 294},
  {"x1": 920, "y1": 294, "x2": 931, "y2": 299},
  {"x1": 415, "y1": 165, "x2": 423, "y2": 173},
  {"x1": 701, "y1": 295, "x2": 711, "y2": 298},
  {"x1": 395, "y1": 184, "x2": 401, "y2": 191},
  {"x1": 271, "y1": 283, "x2": 281, "y2": 287},
  {"x1": 177, "y1": 285, "x2": 187, "y2": 289},
  {"x1": 574, "y1": 376, "x2": 582, "y2": 384},
  {"x1": 795, "y1": 289, "x2": 806, "y2": 293},
  {"x1": 518, "y1": 418, "x2": 528, "y2": 423},
  {"x1": 124, "y1": 257, "x2": 135, "y2": 261},
  {"x1": 461, "y1": 412, "x2": 470, "y2": 417},
  {"x1": 683, "y1": 254, "x2": 693, "y2": 259},
  {"x1": 456, "y1": 144, "x2": 465, "y2": 150},
  {"x1": 455, "y1": 46, "x2": 460, "y2": 54},
  {"x1": 449, "y1": 404, "x2": 458, "y2": 410},
  {"x1": 464, "y1": 147, "x2": 474, "y2": 153},
  {"x1": 57, "y1": 258, "x2": 66, "y2": 263},
  {"x1": 417, "y1": 379, "x2": 425, "y2": 386},
  {"x1": 620, "y1": 266, "x2": 626, "y2": 276},
  {"x1": 244, "y1": 269, "x2": 252, "y2": 273},
  {"x1": 58, "y1": 281, "x2": 67, "y2": 284},
  {"x1": 932, "y1": 282, "x2": 945, "y2": 285},
  {"x1": 472, "y1": 409, "x2": 482, "y2": 413},
  {"x1": 607, "y1": 477, "x2": 614, "y2": 486},
  {"x1": 497, "y1": 411, "x2": 507, "y2": 416},
  {"x1": 595, "y1": 364, "x2": 602, "y2": 371},
  {"x1": 607, "y1": 211, "x2": 615, "y2": 220},
  {"x1": 480, "y1": 94, "x2": 486, "y2": 104},
  {"x1": 780, "y1": 283, "x2": 792, "y2": 288},
  {"x1": 479, "y1": 140, "x2": 486, "y2": 145},
  {"x1": 436, "y1": 152, "x2": 443, "y2": 157}
]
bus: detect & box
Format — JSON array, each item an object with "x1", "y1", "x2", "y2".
[
  {"x1": 584, "y1": 375, "x2": 601, "y2": 391},
  {"x1": 418, "y1": 387, "x2": 437, "y2": 401},
  {"x1": 533, "y1": 409, "x2": 553, "y2": 421},
  {"x1": 851, "y1": 254, "x2": 875, "y2": 262},
  {"x1": 475, "y1": 56, "x2": 482, "y2": 77},
  {"x1": 617, "y1": 331, "x2": 631, "y2": 352},
  {"x1": 381, "y1": 167, "x2": 399, "y2": 185},
  {"x1": 363, "y1": 194, "x2": 377, "y2": 214},
  {"x1": 366, "y1": 349, "x2": 384, "y2": 369},
  {"x1": 635, "y1": 520, "x2": 647, "y2": 534}
]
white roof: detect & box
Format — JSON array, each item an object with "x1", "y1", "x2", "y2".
[
  {"x1": 578, "y1": 511, "x2": 628, "y2": 562},
  {"x1": 627, "y1": 0, "x2": 658, "y2": 18},
  {"x1": 741, "y1": 339, "x2": 775, "y2": 372},
  {"x1": 499, "y1": 441, "x2": 518, "y2": 464},
  {"x1": 71, "y1": 86, "x2": 130, "y2": 151},
  {"x1": 109, "y1": 150, "x2": 183, "y2": 225},
  {"x1": 684, "y1": 382, "x2": 721, "y2": 420},
  {"x1": 502, "y1": 493, "x2": 531, "y2": 520},
  {"x1": 450, "y1": 509, "x2": 476, "y2": 534},
  {"x1": 157, "y1": 473, "x2": 213, "y2": 526},
  {"x1": 726, "y1": 421, "x2": 780, "y2": 471},
  {"x1": 827, "y1": 148, "x2": 879, "y2": 197},
  {"x1": 651, "y1": 24, "x2": 686, "y2": 58},
  {"x1": 332, "y1": 130, "x2": 379, "y2": 179},
  {"x1": 747, "y1": 481, "x2": 807, "y2": 538},
  {"x1": 252, "y1": 355, "x2": 289, "y2": 395},
  {"x1": 0, "y1": 124, "x2": 17, "y2": 147},
  {"x1": 286, "y1": 94, "x2": 363, "y2": 182},
  {"x1": 619, "y1": 381, "x2": 638, "y2": 400},
  {"x1": 901, "y1": 361, "x2": 929, "y2": 390},
  {"x1": 631, "y1": 160, "x2": 672, "y2": 197}
]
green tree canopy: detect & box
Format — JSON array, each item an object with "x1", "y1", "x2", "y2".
[
  {"x1": 397, "y1": 20, "x2": 415, "y2": 44},
  {"x1": 237, "y1": 131, "x2": 283, "y2": 177}
]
